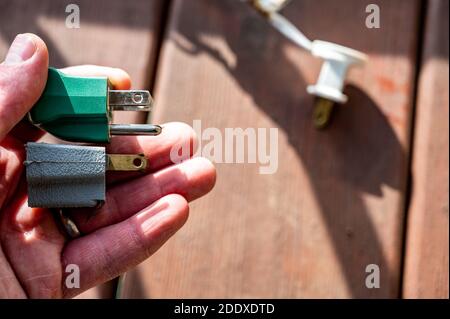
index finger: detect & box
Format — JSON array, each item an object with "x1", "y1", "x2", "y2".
[{"x1": 59, "y1": 65, "x2": 132, "y2": 90}]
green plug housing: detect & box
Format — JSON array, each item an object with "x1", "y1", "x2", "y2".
[
  {"x1": 30, "y1": 68, "x2": 108, "y2": 142},
  {"x1": 29, "y1": 68, "x2": 161, "y2": 143}
]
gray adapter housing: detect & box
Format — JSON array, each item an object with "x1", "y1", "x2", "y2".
[{"x1": 25, "y1": 142, "x2": 106, "y2": 208}]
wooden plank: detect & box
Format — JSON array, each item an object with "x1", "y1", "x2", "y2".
[
  {"x1": 121, "y1": 0, "x2": 421, "y2": 298},
  {"x1": 0, "y1": 0, "x2": 166, "y2": 298},
  {"x1": 0, "y1": 0, "x2": 165, "y2": 124},
  {"x1": 403, "y1": 0, "x2": 449, "y2": 299}
]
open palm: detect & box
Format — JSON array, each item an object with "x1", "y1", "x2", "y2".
[{"x1": 0, "y1": 34, "x2": 215, "y2": 298}]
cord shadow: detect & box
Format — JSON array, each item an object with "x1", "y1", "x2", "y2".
[{"x1": 170, "y1": 0, "x2": 407, "y2": 297}]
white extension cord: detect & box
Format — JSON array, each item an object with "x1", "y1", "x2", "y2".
[{"x1": 250, "y1": 0, "x2": 368, "y2": 105}]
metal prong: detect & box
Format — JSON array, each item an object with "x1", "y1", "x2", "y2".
[
  {"x1": 109, "y1": 90, "x2": 153, "y2": 111},
  {"x1": 109, "y1": 124, "x2": 162, "y2": 136},
  {"x1": 107, "y1": 154, "x2": 148, "y2": 171},
  {"x1": 313, "y1": 98, "x2": 335, "y2": 129}
]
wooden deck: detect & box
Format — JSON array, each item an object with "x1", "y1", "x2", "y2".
[{"x1": 0, "y1": 0, "x2": 447, "y2": 298}]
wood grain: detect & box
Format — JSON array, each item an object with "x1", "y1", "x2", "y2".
[
  {"x1": 0, "y1": 0, "x2": 166, "y2": 298},
  {"x1": 403, "y1": 0, "x2": 449, "y2": 299},
  {"x1": 0, "y1": 0, "x2": 165, "y2": 124},
  {"x1": 121, "y1": 0, "x2": 421, "y2": 298}
]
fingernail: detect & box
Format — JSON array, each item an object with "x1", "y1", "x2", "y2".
[{"x1": 3, "y1": 34, "x2": 37, "y2": 65}]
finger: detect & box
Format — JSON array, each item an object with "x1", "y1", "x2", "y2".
[
  {"x1": 0, "y1": 136, "x2": 25, "y2": 208},
  {"x1": 105, "y1": 122, "x2": 197, "y2": 185},
  {"x1": 62, "y1": 194, "x2": 189, "y2": 298},
  {"x1": 0, "y1": 182, "x2": 66, "y2": 298},
  {"x1": 0, "y1": 33, "x2": 49, "y2": 141},
  {"x1": 59, "y1": 65, "x2": 131, "y2": 90},
  {"x1": 70, "y1": 157, "x2": 216, "y2": 234}
]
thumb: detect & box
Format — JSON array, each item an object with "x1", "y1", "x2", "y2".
[{"x1": 0, "y1": 33, "x2": 49, "y2": 141}]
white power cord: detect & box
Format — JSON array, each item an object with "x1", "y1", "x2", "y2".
[
  {"x1": 249, "y1": 0, "x2": 368, "y2": 127},
  {"x1": 268, "y1": 13, "x2": 313, "y2": 51}
]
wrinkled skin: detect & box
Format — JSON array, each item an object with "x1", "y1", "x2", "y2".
[{"x1": 0, "y1": 34, "x2": 216, "y2": 298}]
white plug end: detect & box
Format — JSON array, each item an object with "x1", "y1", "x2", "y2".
[
  {"x1": 307, "y1": 40, "x2": 368, "y2": 104},
  {"x1": 252, "y1": 0, "x2": 291, "y2": 13}
]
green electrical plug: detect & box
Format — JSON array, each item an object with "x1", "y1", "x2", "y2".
[{"x1": 29, "y1": 68, "x2": 162, "y2": 143}]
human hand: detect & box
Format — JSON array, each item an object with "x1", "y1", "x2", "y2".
[{"x1": 0, "y1": 34, "x2": 216, "y2": 298}]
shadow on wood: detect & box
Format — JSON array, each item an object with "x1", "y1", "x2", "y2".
[{"x1": 123, "y1": 0, "x2": 417, "y2": 298}]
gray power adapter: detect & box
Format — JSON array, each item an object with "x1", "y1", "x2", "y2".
[{"x1": 25, "y1": 142, "x2": 148, "y2": 208}]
